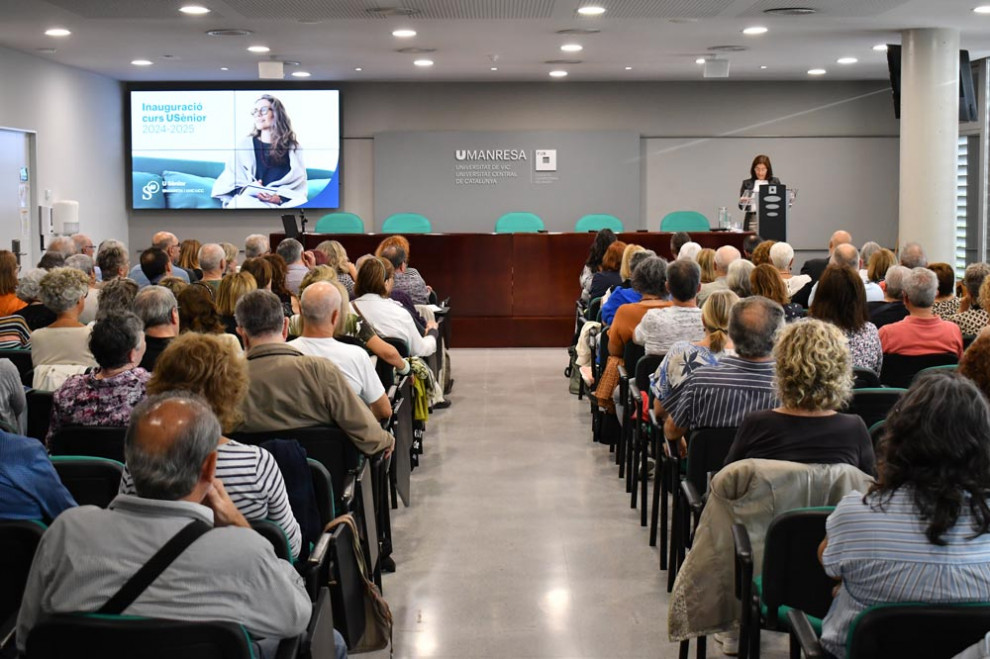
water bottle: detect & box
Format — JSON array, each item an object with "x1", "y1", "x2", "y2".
[{"x1": 717, "y1": 207, "x2": 729, "y2": 229}]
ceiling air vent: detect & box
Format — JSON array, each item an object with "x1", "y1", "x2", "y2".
[
  {"x1": 365, "y1": 7, "x2": 421, "y2": 18},
  {"x1": 708, "y1": 45, "x2": 748, "y2": 53},
  {"x1": 763, "y1": 7, "x2": 818, "y2": 15},
  {"x1": 206, "y1": 29, "x2": 253, "y2": 37},
  {"x1": 396, "y1": 47, "x2": 437, "y2": 54},
  {"x1": 544, "y1": 59, "x2": 582, "y2": 65},
  {"x1": 556, "y1": 28, "x2": 601, "y2": 35}
]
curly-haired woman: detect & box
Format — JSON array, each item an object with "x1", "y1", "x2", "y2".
[
  {"x1": 31, "y1": 267, "x2": 98, "y2": 390},
  {"x1": 724, "y1": 318, "x2": 874, "y2": 474},
  {"x1": 819, "y1": 371, "x2": 990, "y2": 658}
]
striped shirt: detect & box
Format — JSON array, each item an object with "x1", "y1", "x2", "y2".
[
  {"x1": 666, "y1": 356, "x2": 778, "y2": 430},
  {"x1": 821, "y1": 489, "x2": 990, "y2": 658},
  {"x1": 120, "y1": 440, "x2": 301, "y2": 558}
]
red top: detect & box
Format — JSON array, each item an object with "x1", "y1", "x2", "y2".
[{"x1": 878, "y1": 315, "x2": 964, "y2": 358}]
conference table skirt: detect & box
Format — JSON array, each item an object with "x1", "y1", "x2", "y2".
[{"x1": 270, "y1": 231, "x2": 752, "y2": 348}]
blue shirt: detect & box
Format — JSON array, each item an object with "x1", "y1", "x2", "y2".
[
  {"x1": 822, "y1": 489, "x2": 990, "y2": 658},
  {"x1": 601, "y1": 285, "x2": 641, "y2": 326},
  {"x1": 128, "y1": 264, "x2": 190, "y2": 287},
  {"x1": 0, "y1": 431, "x2": 76, "y2": 520}
]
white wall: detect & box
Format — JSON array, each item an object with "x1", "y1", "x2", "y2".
[{"x1": 0, "y1": 46, "x2": 127, "y2": 262}]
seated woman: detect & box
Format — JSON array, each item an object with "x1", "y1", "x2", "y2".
[
  {"x1": 316, "y1": 240, "x2": 358, "y2": 297},
  {"x1": 820, "y1": 371, "x2": 990, "y2": 659},
  {"x1": 696, "y1": 248, "x2": 717, "y2": 285},
  {"x1": 177, "y1": 284, "x2": 242, "y2": 353},
  {"x1": 579, "y1": 229, "x2": 617, "y2": 303},
  {"x1": 262, "y1": 253, "x2": 299, "y2": 316},
  {"x1": 240, "y1": 256, "x2": 272, "y2": 291},
  {"x1": 95, "y1": 277, "x2": 138, "y2": 320},
  {"x1": 215, "y1": 271, "x2": 257, "y2": 338},
  {"x1": 866, "y1": 247, "x2": 896, "y2": 286},
  {"x1": 608, "y1": 256, "x2": 671, "y2": 358},
  {"x1": 375, "y1": 234, "x2": 431, "y2": 304},
  {"x1": 0, "y1": 249, "x2": 26, "y2": 316},
  {"x1": 928, "y1": 262, "x2": 959, "y2": 318},
  {"x1": 750, "y1": 240, "x2": 776, "y2": 267},
  {"x1": 600, "y1": 247, "x2": 655, "y2": 326},
  {"x1": 725, "y1": 318, "x2": 874, "y2": 474},
  {"x1": 0, "y1": 315, "x2": 31, "y2": 350},
  {"x1": 121, "y1": 332, "x2": 303, "y2": 559},
  {"x1": 352, "y1": 257, "x2": 438, "y2": 358},
  {"x1": 726, "y1": 258, "x2": 755, "y2": 298},
  {"x1": 178, "y1": 238, "x2": 203, "y2": 281},
  {"x1": 46, "y1": 312, "x2": 149, "y2": 444},
  {"x1": 221, "y1": 242, "x2": 239, "y2": 275},
  {"x1": 750, "y1": 263, "x2": 802, "y2": 322},
  {"x1": 14, "y1": 268, "x2": 56, "y2": 331},
  {"x1": 31, "y1": 267, "x2": 98, "y2": 391},
  {"x1": 809, "y1": 265, "x2": 883, "y2": 374},
  {"x1": 588, "y1": 241, "x2": 626, "y2": 302},
  {"x1": 651, "y1": 290, "x2": 738, "y2": 419}
]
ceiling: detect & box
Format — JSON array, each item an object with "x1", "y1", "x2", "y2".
[{"x1": 1, "y1": 0, "x2": 989, "y2": 82}]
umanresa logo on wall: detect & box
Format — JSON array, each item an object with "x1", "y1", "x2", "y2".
[{"x1": 454, "y1": 149, "x2": 528, "y2": 161}]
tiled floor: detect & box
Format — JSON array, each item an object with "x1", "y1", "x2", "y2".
[{"x1": 379, "y1": 348, "x2": 789, "y2": 659}]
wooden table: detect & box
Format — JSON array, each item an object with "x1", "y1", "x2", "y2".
[{"x1": 270, "y1": 231, "x2": 752, "y2": 347}]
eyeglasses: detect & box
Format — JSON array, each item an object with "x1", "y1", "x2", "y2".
[{"x1": 250, "y1": 107, "x2": 273, "y2": 117}]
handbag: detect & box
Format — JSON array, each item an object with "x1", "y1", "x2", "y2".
[
  {"x1": 593, "y1": 355, "x2": 623, "y2": 413},
  {"x1": 324, "y1": 513, "x2": 393, "y2": 653}
]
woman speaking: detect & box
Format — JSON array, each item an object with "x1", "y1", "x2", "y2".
[
  {"x1": 738, "y1": 154, "x2": 780, "y2": 232},
  {"x1": 212, "y1": 94, "x2": 307, "y2": 208}
]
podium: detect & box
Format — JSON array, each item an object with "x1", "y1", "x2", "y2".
[{"x1": 757, "y1": 184, "x2": 789, "y2": 242}]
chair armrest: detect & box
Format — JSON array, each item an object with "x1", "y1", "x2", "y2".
[
  {"x1": 299, "y1": 532, "x2": 333, "y2": 600},
  {"x1": 275, "y1": 633, "x2": 302, "y2": 659},
  {"x1": 617, "y1": 364, "x2": 628, "y2": 380},
  {"x1": 786, "y1": 610, "x2": 826, "y2": 658},
  {"x1": 0, "y1": 612, "x2": 16, "y2": 656},
  {"x1": 731, "y1": 523, "x2": 753, "y2": 600},
  {"x1": 681, "y1": 479, "x2": 704, "y2": 515},
  {"x1": 340, "y1": 474, "x2": 357, "y2": 511}
]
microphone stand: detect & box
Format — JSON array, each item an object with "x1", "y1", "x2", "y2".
[{"x1": 298, "y1": 209, "x2": 308, "y2": 234}]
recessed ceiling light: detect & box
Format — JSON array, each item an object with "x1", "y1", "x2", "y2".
[
  {"x1": 354, "y1": 67, "x2": 363, "y2": 71},
  {"x1": 220, "y1": 66, "x2": 229, "y2": 71},
  {"x1": 561, "y1": 43, "x2": 583, "y2": 52},
  {"x1": 44, "y1": 28, "x2": 71, "y2": 37},
  {"x1": 131, "y1": 59, "x2": 153, "y2": 66},
  {"x1": 742, "y1": 26, "x2": 768, "y2": 35},
  {"x1": 414, "y1": 59, "x2": 434, "y2": 67},
  {"x1": 695, "y1": 58, "x2": 706, "y2": 64},
  {"x1": 873, "y1": 44, "x2": 889, "y2": 52},
  {"x1": 808, "y1": 68, "x2": 827, "y2": 75},
  {"x1": 577, "y1": 6, "x2": 605, "y2": 16},
  {"x1": 624, "y1": 66, "x2": 632, "y2": 70},
  {"x1": 179, "y1": 5, "x2": 210, "y2": 14},
  {"x1": 291, "y1": 71, "x2": 311, "y2": 77},
  {"x1": 837, "y1": 57, "x2": 858, "y2": 65},
  {"x1": 392, "y1": 29, "x2": 417, "y2": 37},
  {"x1": 490, "y1": 66, "x2": 498, "y2": 71},
  {"x1": 247, "y1": 45, "x2": 270, "y2": 53},
  {"x1": 760, "y1": 65, "x2": 768, "y2": 69},
  {"x1": 549, "y1": 70, "x2": 568, "y2": 77},
  {"x1": 974, "y1": 5, "x2": 990, "y2": 13}
]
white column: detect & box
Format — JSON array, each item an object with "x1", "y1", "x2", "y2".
[{"x1": 899, "y1": 28, "x2": 959, "y2": 265}]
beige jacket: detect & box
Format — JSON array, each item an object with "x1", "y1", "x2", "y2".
[
  {"x1": 238, "y1": 343, "x2": 393, "y2": 455},
  {"x1": 668, "y1": 458, "x2": 874, "y2": 641}
]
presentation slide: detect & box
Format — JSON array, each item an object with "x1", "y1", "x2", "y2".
[{"x1": 130, "y1": 88, "x2": 339, "y2": 211}]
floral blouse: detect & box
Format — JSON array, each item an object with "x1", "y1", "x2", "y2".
[
  {"x1": 46, "y1": 368, "x2": 150, "y2": 444},
  {"x1": 846, "y1": 322, "x2": 883, "y2": 374},
  {"x1": 649, "y1": 341, "x2": 727, "y2": 403}
]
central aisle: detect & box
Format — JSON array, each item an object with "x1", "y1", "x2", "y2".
[{"x1": 380, "y1": 348, "x2": 786, "y2": 658}]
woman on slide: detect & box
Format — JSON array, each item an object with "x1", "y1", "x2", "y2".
[
  {"x1": 738, "y1": 154, "x2": 780, "y2": 232},
  {"x1": 212, "y1": 94, "x2": 307, "y2": 208}
]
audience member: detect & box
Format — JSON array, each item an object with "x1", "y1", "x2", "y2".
[
  {"x1": 959, "y1": 328, "x2": 990, "y2": 399},
  {"x1": 808, "y1": 243, "x2": 883, "y2": 306},
  {"x1": 899, "y1": 241, "x2": 928, "y2": 268},
  {"x1": 819, "y1": 372, "x2": 990, "y2": 659},
  {"x1": 129, "y1": 232, "x2": 191, "y2": 284},
  {"x1": 138, "y1": 247, "x2": 173, "y2": 287},
  {"x1": 859, "y1": 241, "x2": 881, "y2": 281},
  {"x1": 696, "y1": 248, "x2": 717, "y2": 284},
  {"x1": 726, "y1": 258, "x2": 755, "y2": 298},
  {"x1": 46, "y1": 237, "x2": 76, "y2": 259},
  {"x1": 750, "y1": 239, "x2": 776, "y2": 267},
  {"x1": 879, "y1": 267, "x2": 963, "y2": 358},
  {"x1": 928, "y1": 262, "x2": 960, "y2": 318},
  {"x1": 198, "y1": 243, "x2": 227, "y2": 294},
  {"x1": 724, "y1": 319, "x2": 874, "y2": 474},
  {"x1": 177, "y1": 285, "x2": 241, "y2": 353},
  {"x1": 241, "y1": 256, "x2": 273, "y2": 291},
  {"x1": 670, "y1": 231, "x2": 691, "y2": 259},
  {"x1": 866, "y1": 247, "x2": 896, "y2": 285},
  {"x1": 677, "y1": 242, "x2": 702, "y2": 262},
  {"x1": 37, "y1": 250, "x2": 65, "y2": 270},
  {"x1": 352, "y1": 258, "x2": 438, "y2": 357},
  {"x1": 769, "y1": 242, "x2": 812, "y2": 300},
  {"x1": 133, "y1": 285, "x2": 179, "y2": 372},
  {"x1": 290, "y1": 282, "x2": 391, "y2": 421},
  {"x1": 96, "y1": 277, "x2": 139, "y2": 320},
  {"x1": 221, "y1": 242, "x2": 238, "y2": 275},
  {"x1": 697, "y1": 245, "x2": 740, "y2": 306},
  {"x1": 178, "y1": 238, "x2": 203, "y2": 280},
  {"x1": 16, "y1": 394, "x2": 311, "y2": 653},
  {"x1": 635, "y1": 259, "x2": 704, "y2": 356},
  {"x1": 47, "y1": 313, "x2": 150, "y2": 443},
  {"x1": 0, "y1": 358, "x2": 26, "y2": 433},
  {"x1": 742, "y1": 234, "x2": 763, "y2": 261},
  {"x1": 96, "y1": 239, "x2": 129, "y2": 281},
  {"x1": 14, "y1": 268, "x2": 56, "y2": 330},
  {"x1": 608, "y1": 256, "x2": 670, "y2": 358},
  {"x1": 244, "y1": 233, "x2": 270, "y2": 259},
  {"x1": 750, "y1": 264, "x2": 802, "y2": 321},
  {"x1": 809, "y1": 265, "x2": 883, "y2": 374},
  {"x1": 381, "y1": 242, "x2": 431, "y2": 305},
  {"x1": 588, "y1": 241, "x2": 627, "y2": 301},
  {"x1": 276, "y1": 238, "x2": 308, "y2": 295},
  {"x1": 0, "y1": 314, "x2": 30, "y2": 351},
  {"x1": 650, "y1": 290, "x2": 738, "y2": 419},
  {"x1": 869, "y1": 265, "x2": 911, "y2": 329},
  {"x1": 317, "y1": 240, "x2": 357, "y2": 297},
  {"x1": 31, "y1": 268, "x2": 97, "y2": 390},
  {"x1": 233, "y1": 290, "x2": 394, "y2": 456},
  {"x1": 377, "y1": 257, "x2": 428, "y2": 332},
  {"x1": 580, "y1": 229, "x2": 617, "y2": 302},
  {"x1": 0, "y1": 250, "x2": 27, "y2": 316},
  {"x1": 216, "y1": 272, "x2": 258, "y2": 338},
  {"x1": 947, "y1": 262, "x2": 990, "y2": 335},
  {"x1": 0, "y1": 425, "x2": 75, "y2": 520},
  {"x1": 70, "y1": 234, "x2": 95, "y2": 259},
  {"x1": 663, "y1": 296, "x2": 783, "y2": 443},
  {"x1": 65, "y1": 254, "x2": 100, "y2": 323},
  {"x1": 793, "y1": 230, "x2": 852, "y2": 307},
  {"x1": 600, "y1": 248, "x2": 656, "y2": 326},
  {"x1": 264, "y1": 253, "x2": 300, "y2": 316},
  {"x1": 157, "y1": 276, "x2": 188, "y2": 298}
]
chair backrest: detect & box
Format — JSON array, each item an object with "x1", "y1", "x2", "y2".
[
  {"x1": 847, "y1": 603, "x2": 990, "y2": 659},
  {"x1": 585, "y1": 296, "x2": 603, "y2": 322},
  {"x1": 913, "y1": 363, "x2": 958, "y2": 381},
  {"x1": 49, "y1": 426, "x2": 127, "y2": 463},
  {"x1": 495, "y1": 212, "x2": 545, "y2": 233},
  {"x1": 0, "y1": 349, "x2": 33, "y2": 387},
  {"x1": 327, "y1": 521, "x2": 368, "y2": 650},
  {"x1": 575, "y1": 214, "x2": 624, "y2": 233},
  {"x1": 376, "y1": 337, "x2": 410, "y2": 389},
  {"x1": 249, "y1": 519, "x2": 292, "y2": 561},
  {"x1": 314, "y1": 212, "x2": 365, "y2": 234},
  {"x1": 660, "y1": 211, "x2": 710, "y2": 232},
  {"x1": 622, "y1": 342, "x2": 646, "y2": 380},
  {"x1": 381, "y1": 213, "x2": 432, "y2": 234},
  {"x1": 963, "y1": 334, "x2": 977, "y2": 351},
  {"x1": 868, "y1": 420, "x2": 886, "y2": 451},
  {"x1": 27, "y1": 615, "x2": 254, "y2": 659},
  {"x1": 0, "y1": 519, "x2": 46, "y2": 623},
  {"x1": 309, "y1": 458, "x2": 335, "y2": 525},
  {"x1": 685, "y1": 427, "x2": 739, "y2": 494},
  {"x1": 843, "y1": 388, "x2": 906, "y2": 430},
  {"x1": 851, "y1": 367, "x2": 881, "y2": 389},
  {"x1": 26, "y1": 390, "x2": 54, "y2": 442},
  {"x1": 760, "y1": 507, "x2": 835, "y2": 626},
  {"x1": 50, "y1": 456, "x2": 123, "y2": 508},
  {"x1": 634, "y1": 354, "x2": 663, "y2": 393},
  {"x1": 880, "y1": 352, "x2": 958, "y2": 388}
]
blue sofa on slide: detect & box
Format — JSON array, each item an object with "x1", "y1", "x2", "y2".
[{"x1": 132, "y1": 156, "x2": 334, "y2": 209}]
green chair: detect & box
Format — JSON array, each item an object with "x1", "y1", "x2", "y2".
[
  {"x1": 314, "y1": 212, "x2": 365, "y2": 234},
  {"x1": 575, "y1": 214, "x2": 624, "y2": 233},
  {"x1": 913, "y1": 363, "x2": 958, "y2": 381},
  {"x1": 660, "y1": 210, "x2": 710, "y2": 232},
  {"x1": 495, "y1": 212, "x2": 545, "y2": 233},
  {"x1": 382, "y1": 213, "x2": 432, "y2": 234}
]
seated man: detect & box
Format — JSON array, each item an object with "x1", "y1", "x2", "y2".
[
  {"x1": 234, "y1": 290, "x2": 394, "y2": 456},
  {"x1": 245, "y1": 234, "x2": 270, "y2": 259},
  {"x1": 869, "y1": 264, "x2": 911, "y2": 329},
  {"x1": 96, "y1": 240, "x2": 130, "y2": 282},
  {"x1": 879, "y1": 267, "x2": 964, "y2": 359},
  {"x1": 130, "y1": 232, "x2": 192, "y2": 285},
  {"x1": 16, "y1": 394, "x2": 311, "y2": 653},
  {"x1": 663, "y1": 295, "x2": 783, "y2": 444},
  {"x1": 696, "y1": 245, "x2": 740, "y2": 308},
  {"x1": 276, "y1": 238, "x2": 309, "y2": 295},
  {"x1": 807, "y1": 243, "x2": 883, "y2": 306},
  {"x1": 197, "y1": 243, "x2": 227, "y2": 295},
  {"x1": 289, "y1": 281, "x2": 392, "y2": 421},
  {"x1": 138, "y1": 247, "x2": 173, "y2": 287},
  {"x1": 133, "y1": 285, "x2": 179, "y2": 371}
]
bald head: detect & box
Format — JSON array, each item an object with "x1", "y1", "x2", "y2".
[
  {"x1": 151, "y1": 231, "x2": 178, "y2": 251},
  {"x1": 828, "y1": 231, "x2": 852, "y2": 253},
  {"x1": 830, "y1": 243, "x2": 860, "y2": 269},
  {"x1": 71, "y1": 234, "x2": 94, "y2": 256},
  {"x1": 124, "y1": 393, "x2": 221, "y2": 501},
  {"x1": 714, "y1": 245, "x2": 741, "y2": 274},
  {"x1": 300, "y1": 281, "x2": 342, "y2": 334}
]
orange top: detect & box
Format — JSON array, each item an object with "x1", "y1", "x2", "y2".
[
  {"x1": 609, "y1": 300, "x2": 672, "y2": 357},
  {"x1": 0, "y1": 293, "x2": 26, "y2": 316}
]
